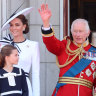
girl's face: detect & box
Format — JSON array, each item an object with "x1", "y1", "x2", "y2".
[
  {"x1": 9, "y1": 18, "x2": 26, "y2": 37},
  {"x1": 5, "y1": 49, "x2": 19, "y2": 65}
]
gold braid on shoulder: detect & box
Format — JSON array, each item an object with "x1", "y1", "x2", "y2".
[{"x1": 56, "y1": 39, "x2": 85, "y2": 68}]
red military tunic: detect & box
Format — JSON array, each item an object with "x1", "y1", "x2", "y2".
[{"x1": 42, "y1": 34, "x2": 96, "y2": 96}]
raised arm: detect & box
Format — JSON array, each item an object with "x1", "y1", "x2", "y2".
[{"x1": 38, "y1": 4, "x2": 66, "y2": 56}]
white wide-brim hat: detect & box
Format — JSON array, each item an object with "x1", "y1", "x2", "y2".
[{"x1": 1, "y1": 7, "x2": 33, "y2": 32}]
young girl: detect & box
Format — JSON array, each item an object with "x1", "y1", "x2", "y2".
[{"x1": 0, "y1": 45, "x2": 28, "y2": 96}]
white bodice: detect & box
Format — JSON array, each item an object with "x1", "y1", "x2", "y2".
[{"x1": 14, "y1": 39, "x2": 39, "y2": 73}]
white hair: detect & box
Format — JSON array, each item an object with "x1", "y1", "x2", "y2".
[{"x1": 71, "y1": 18, "x2": 90, "y2": 33}]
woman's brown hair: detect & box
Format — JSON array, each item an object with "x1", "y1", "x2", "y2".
[{"x1": 16, "y1": 14, "x2": 29, "y2": 34}]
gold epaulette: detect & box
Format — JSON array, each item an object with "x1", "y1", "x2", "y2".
[
  {"x1": 63, "y1": 36, "x2": 67, "y2": 40},
  {"x1": 63, "y1": 36, "x2": 70, "y2": 40}
]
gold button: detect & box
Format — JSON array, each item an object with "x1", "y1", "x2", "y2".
[
  {"x1": 81, "y1": 72, "x2": 84, "y2": 74},
  {"x1": 80, "y1": 76, "x2": 83, "y2": 78}
]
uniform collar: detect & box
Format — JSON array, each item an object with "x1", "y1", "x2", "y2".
[{"x1": 73, "y1": 39, "x2": 89, "y2": 48}]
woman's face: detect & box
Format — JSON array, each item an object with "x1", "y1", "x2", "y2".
[{"x1": 9, "y1": 18, "x2": 26, "y2": 37}]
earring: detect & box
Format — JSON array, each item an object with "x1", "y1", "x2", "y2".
[
  {"x1": 23, "y1": 28, "x2": 25, "y2": 31},
  {"x1": 86, "y1": 37, "x2": 89, "y2": 41}
]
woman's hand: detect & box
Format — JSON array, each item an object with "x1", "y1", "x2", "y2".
[{"x1": 38, "y1": 4, "x2": 52, "y2": 28}]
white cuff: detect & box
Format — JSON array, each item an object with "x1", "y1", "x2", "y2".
[
  {"x1": 42, "y1": 25, "x2": 52, "y2": 31},
  {"x1": 42, "y1": 27, "x2": 50, "y2": 31}
]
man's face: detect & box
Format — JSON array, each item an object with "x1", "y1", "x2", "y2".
[{"x1": 71, "y1": 22, "x2": 90, "y2": 44}]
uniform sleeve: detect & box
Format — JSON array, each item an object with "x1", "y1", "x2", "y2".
[
  {"x1": 42, "y1": 27, "x2": 67, "y2": 56},
  {"x1": 32, "y1": 42, "x2": 40, "y2": 96},
  {"x1": 21, "y1": 69, "x2": 29, "y2": 96}
]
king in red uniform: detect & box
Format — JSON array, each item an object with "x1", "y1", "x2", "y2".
[{"x1": 38, "y1": 4, "x2": 96, "y2": 96}]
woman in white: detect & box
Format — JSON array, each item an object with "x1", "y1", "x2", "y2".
[{"x1": 0, "y1": 7, "x2": 40, "y2": 96}]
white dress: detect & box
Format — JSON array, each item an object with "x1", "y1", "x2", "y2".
[{"x1": 0, "y1": 38, "x2": 40, "y2": 96}]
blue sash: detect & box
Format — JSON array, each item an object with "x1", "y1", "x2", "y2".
[{"x1": 54, "y1": 46, "x2": 96, "y2": 96}]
